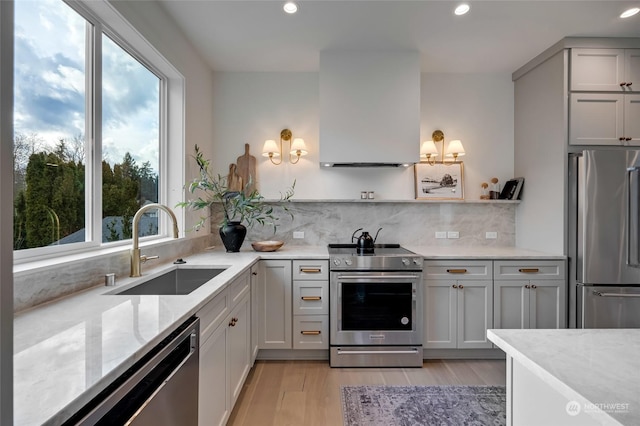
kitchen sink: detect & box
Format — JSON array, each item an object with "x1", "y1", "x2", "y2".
[{"x1": 109, "y1": 267, "x2": 227, "y2": 295}]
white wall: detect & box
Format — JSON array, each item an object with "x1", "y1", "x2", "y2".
[{"x1": 210, "y1": 72, "x2": 514, "y2": 201}]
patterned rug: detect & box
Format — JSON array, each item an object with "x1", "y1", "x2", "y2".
[{"x1": 341, "y1": 385, "x2": 506, "y2": 426}]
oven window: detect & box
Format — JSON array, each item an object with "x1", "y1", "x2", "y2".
[{"x1": 341, "y1": 282, "x2": 413, "y2": 330}]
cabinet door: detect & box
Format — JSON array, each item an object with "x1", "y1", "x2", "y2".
[
  {"x1": 257, "y1": 260, "x2": 292, "y2": 349},
  {"x1": 292, "y1": 280, "x2": 328, "y2": 315},
  {"x1": 571, "y1": 48, "x2": 625, "y2": 91},
  {"x1": 529, "y1": 280, "x2": 566, "y2": 329},
  {"x1": 456, "y1": 280, "x2": 493, "y2": 349},
  {"x1": 570, "y1": 93, "x2": 624, "y2": 145},
  {"x1": 424, "y1": 280, "x2": 457, "y2": 349},
  {"x1": 625, "y1": 49, "x2": 640, "y2": 92},
  {"x1": 625, "y1": 94, "x2": 640, "y2": 145},
  {"x1": 228, "y1": 294, "x2": 251, "y2": 407},
  {"x1": 292, "y1": 315, "x2": 329, "y2": 349},
  {"x1": 250, "y1": 265, "x2": 259, "y2": 364},
  {"x1": 494, "y1": 281, "x2": 529, "y2": 329},
  {"x1": 198, "y1": 323, "x2": 228, "y2": 426}
]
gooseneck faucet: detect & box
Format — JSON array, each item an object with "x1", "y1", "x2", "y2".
[{"x1": 130, "y1": 203, "x2": 179, "y2": 277}]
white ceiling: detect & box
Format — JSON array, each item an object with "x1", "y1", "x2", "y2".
[{"x1": 159, "y1": 0, "x2": 640, "y2": 73}]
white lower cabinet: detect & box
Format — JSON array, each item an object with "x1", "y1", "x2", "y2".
[
  {"x1": 494, "y1": 260, "x2": 566, "y2": 329},
  {"x1": 197, "y1": 271, "x2": 251, "y2": 426},
  {"x1": 424, "y1": 261, "x2": 493, "y2": 349}
]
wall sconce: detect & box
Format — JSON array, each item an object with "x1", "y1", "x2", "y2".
[
  {"x1": 420, "y1": 130, "x2": 465, "y2": 165},
  {"x1": 262, "y1": 128, "x2": 308, "y2": 165}
]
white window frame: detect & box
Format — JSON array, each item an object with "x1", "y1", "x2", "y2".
[{"x1": 13, "y1": 0, "x2": 185, "y2": 264}]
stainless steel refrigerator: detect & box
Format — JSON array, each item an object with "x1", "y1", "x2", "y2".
[{"x1": 571, "y1": 149, "x2": 640, "y2": 328}]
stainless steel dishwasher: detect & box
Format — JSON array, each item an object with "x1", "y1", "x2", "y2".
[{"x1": 64, "y1": 317, "x2": 199, "y2": 425}]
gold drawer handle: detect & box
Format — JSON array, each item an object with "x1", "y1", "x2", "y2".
[
  {"x1": 301, "y1": 296, "x2": 322, "y2": 301},
  {"x1": 446, "y1": 269, "x2": 467, "y2": 274},
  {"x1": 519, "y1": 268, "x2": 540, "y2": 273},
  {"x1": 300, "y1": 268, "x2": 322, "y2": 273},
  {"x1": 300, "y1": 330, "x2": 321, "y2": 335}
]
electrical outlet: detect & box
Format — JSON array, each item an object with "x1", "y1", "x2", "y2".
[
  {"x1": 486, "y1": 231, "x2": 498, "y2": 239},
  {"x1": 447, "y1": 231, "x2": 459, "y2": 239},
  {"x1": 435, "y1": 231, "x2": 447, "y2": 239},
  {"x1": 293, "y1": 231, "x2": 305, "y2": 239}
]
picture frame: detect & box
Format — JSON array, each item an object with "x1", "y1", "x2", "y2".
[
  {"x1": 499, "y1": 177, "x2": 525, "y2": 200},
  {"x1": 414, "y1": 162, "x2": 464, "y2": 200}
]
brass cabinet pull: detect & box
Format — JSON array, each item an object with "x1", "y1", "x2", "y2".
[
  {"x1": 620, "y1": 82, "x2": 628, "y2": 87},
  {"x1": 301, "y1": 296, "x2": 322, "y2": 301},
  {"x1": 229, "y1": 317, "x2": 238, "y2": 327},
  {"x1": 446, "y1": 269, "x2": 467, "y2": 274},
  {"x1": 458, "y1": 284, "x2": 464, "y2": 289},
  {"x1": 300, "y1": 330, "x2": 321, "y2": 335},
  {"x1": 518, "y1": 268, "x2": 540, "y2": 273},
  {"x1": 300, "y1": 268, "x2": 322, "y2": 273},
  {"x1": 452, "y1": 284, "x2": 458, "y2": 289},
  {"x1": 525, "y1": 284, "x2": 530, "y2": 289},
  {"x1": 531, "y1": 284, "x2": 537, "y2": 289}
]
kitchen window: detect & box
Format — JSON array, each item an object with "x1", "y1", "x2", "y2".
[{"x1": 13, "y1": 0, "x2": 184, "y2": 262}]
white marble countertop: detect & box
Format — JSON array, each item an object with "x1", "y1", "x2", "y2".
[
  {"x1": 488, "y1": 329, "x2": 640, "y2": 426},
  {"x1": 14, "y1": 244, "x2": 561, "y2": 425}
]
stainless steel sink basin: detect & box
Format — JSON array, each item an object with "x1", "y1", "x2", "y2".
[{"x1": 110, "y1": 267, "x2": 227, "y2": 295}]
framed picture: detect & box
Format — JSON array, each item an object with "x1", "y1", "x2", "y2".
[
  {"x1": 415, "y1": 162, "x2": 464, "y2": 200},
  {"x1": 499, "y1": 177, "x2": 525, "y2": 200}
]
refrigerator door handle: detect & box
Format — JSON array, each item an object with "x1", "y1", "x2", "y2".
[
  {"x1": 593, "y1": 291, "x2": 640, "y2": 298},
  {"x1": 627, "y1": 166, "x2": 640, "y2": 267}
]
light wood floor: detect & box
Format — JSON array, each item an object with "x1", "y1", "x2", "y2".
[{"x1": 227, "y1": 359, "x2": 506, "y2": 426}]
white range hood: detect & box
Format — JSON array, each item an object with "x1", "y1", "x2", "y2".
[{"x1": 319, "y1": 50, "x2": 421, "y2": 167}]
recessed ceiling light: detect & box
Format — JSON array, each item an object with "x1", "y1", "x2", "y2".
[
  {"x1": 620, "y1": 7, "x2": 640, "y2": 18},
  {"x1": 283, "y1": 1, "x2": 298, "y2": 14},
  {"x1": 454, "y1": 4, "x2": 470, "y2": 16}
]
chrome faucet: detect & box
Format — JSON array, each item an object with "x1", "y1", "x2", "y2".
[{"x1": 130, "y1": 203, "x2": 179, "y2": 277}]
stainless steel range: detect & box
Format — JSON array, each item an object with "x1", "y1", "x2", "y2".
[{"x1": 328, "y1": 243, "x2": 423, "y2": 367}]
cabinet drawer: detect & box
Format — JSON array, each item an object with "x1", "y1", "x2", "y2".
[
  {"x1": 228, "y1": 270, "x2": 250, "y2": 307},
  {"x1": 494, "y1": 260, "x2": 565, "y2": 280},
  {"x1": 293, "y1": 280, "x2": 328, "y2": 315},
  {"x1": 423, "y1": 260, "x2": 492, "y2": 280},
  {"x1": 196, "y1": 289, "x2": 229, "y2": 343},
  {"x1": 293, "y1": 315, "x2": 329, "y2": 349},
  {"x1": 292, "y1": 260, "x2": 328, "y2": 280}
]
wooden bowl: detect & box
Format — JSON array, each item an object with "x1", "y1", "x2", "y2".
[{"x1": 251, "y1": 240, "x2": 285, "y2": 252}]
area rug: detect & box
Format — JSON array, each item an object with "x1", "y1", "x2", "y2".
[{"x1": 341, "y1": 385, "x2": 506, "y2": 426}]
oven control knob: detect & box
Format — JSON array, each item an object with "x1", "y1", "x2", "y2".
[
  {"x1": 402, "y1": 258, "x2": 410, "y2": 266},
  {"x1": 345, "y1": 259, "x2": 353, "y2": 266},
  {"x1": 413, "y1": 259, "x2": 422, "y2": 266},
  {"x1": 333, "y1": 258, "x2": 341, "y2": 266}
]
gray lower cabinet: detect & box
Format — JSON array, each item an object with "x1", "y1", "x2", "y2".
[
  {"x1": 424, "y1": 261, "x2": 493, "y2": 349},
  {"x1": 256, "y1": 260, "x2": 292, "y2": 349},
  {"x1": 197, "y1": 270, "x2": 251, "y2": 426},
  {"x1": 494, "y1": 260, "x2": 566, "y2": 329},
  {"x1": 256, "y1": 259, "x2": 329, "y2": 350}
]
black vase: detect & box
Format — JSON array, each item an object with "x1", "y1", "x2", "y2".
[{"x1": 219, "y1": 221, "x2": 247, "y2": 252}]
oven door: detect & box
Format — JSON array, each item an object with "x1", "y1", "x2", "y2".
[{"x1": 330, "y1": 271, "x2": 422, "y2": 346}]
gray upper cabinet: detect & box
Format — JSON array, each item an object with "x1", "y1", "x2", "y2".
[
  {"x1": 570, "y1": 48, "x2": 640, "y2": 145},
  {"x1": 570, "y1": 48, "x2": 639, "y2": 92}
]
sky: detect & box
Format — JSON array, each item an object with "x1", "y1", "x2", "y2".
[{"x1": 14, "y1": 0, "x2": 160, "y2": 172}]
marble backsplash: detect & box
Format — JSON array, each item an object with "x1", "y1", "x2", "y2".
[
  {"x1": 211, "y1": 201, "x2": 516, "y2": 248},
  {"x1": 13, "y1": 234, "x2": 214, "y2": 313}
]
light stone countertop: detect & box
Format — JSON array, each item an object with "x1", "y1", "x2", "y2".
[
  {"x1": 488, "y1": 329, "x2": 640, "y2": 426},
  {"x1": 14, "y1": 244, "x2": 561, "y2": 425}
]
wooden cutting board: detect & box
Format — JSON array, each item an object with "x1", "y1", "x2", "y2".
[
  {"x1": 227, "y1": 163, "x2": 243, "y2": 192},
  {"x1": 236, "y1": 143, "x2": 256, "y2": 194}
]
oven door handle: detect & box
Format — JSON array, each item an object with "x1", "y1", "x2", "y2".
[{"x1": 337, "y1": 274, "x2": 421, "y2": 280}]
